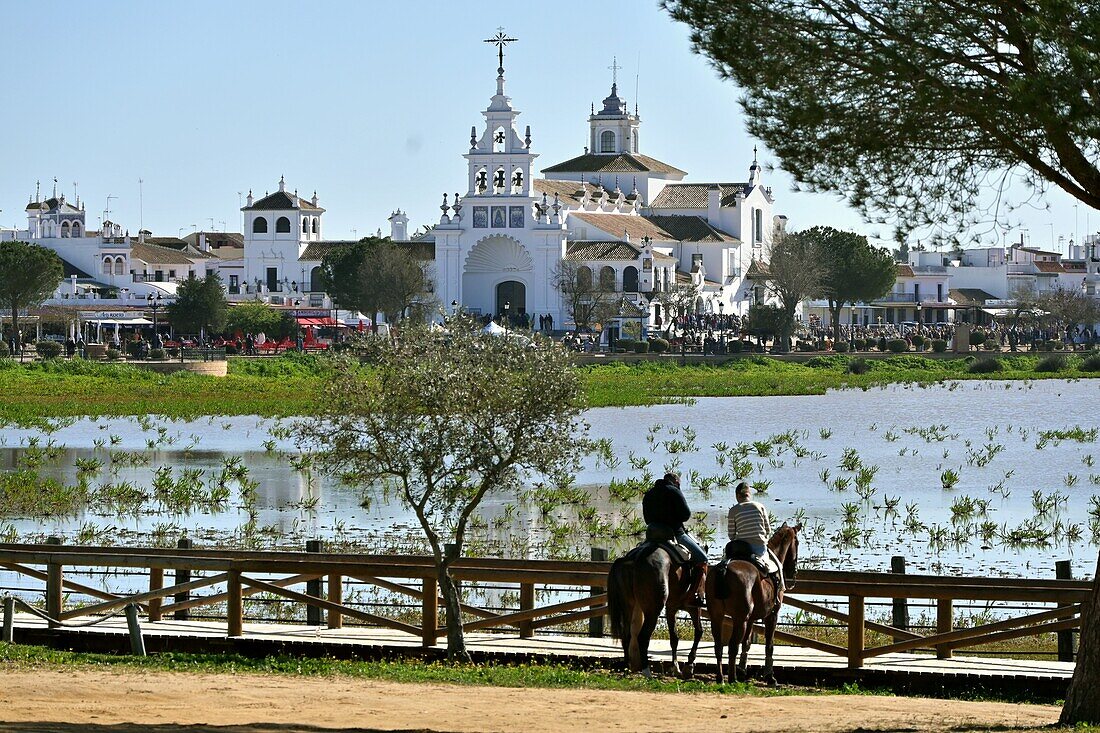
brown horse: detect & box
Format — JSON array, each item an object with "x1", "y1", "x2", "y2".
[
  {"x1": 607, "y1": 545, "x2": 704, "y2": 677},
  {"x1": 706, "y1": 523, "x2": 801, "y2": 685}
]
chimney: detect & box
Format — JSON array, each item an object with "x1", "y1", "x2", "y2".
[
  {"x1": 199, "y1": 232, "x2": 208, "y2": 252},
  {"x1": 707, "y1": 184, "x2": 721, "y2": 226},
  {"x1": 246, "y1": 190, "x2": 254, "y2": 207},
  {"x1": 388, "y1": 210, "x2": 409, "y2": 240}
]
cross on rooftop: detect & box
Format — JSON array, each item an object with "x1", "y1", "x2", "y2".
[
  {"x1": 608, "y1": 56, "x2": 621, "y2": 85},
  {"x1": 484, "y1": 28, "x2": 518, "y2": 74}
]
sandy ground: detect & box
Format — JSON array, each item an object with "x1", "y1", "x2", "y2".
[{"x1": 0, "y1": 667, "x2": 1063, "y2": 733}]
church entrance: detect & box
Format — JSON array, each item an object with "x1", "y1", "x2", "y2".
[{"x1": 496, "y1": 280, "x2": 526, "y2": 322}]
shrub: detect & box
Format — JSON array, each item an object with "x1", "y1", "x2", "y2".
[
  {"x1": 105, "y1": 348, "x2": 122, "y2": 361},
  {"x1": 633, "y1": 341, "x2": 650, "y2": 354},
  {"x1": 931, "y1": 339, "x2": 948, "y2": 353},
  {"x1": 887, "y1": 339, "x2": 907, "y2": 353},
  {"x1": 983, "y1": 339, "x2": 998, "y2": 350},
  {"x1": 847, "y1": 357, "x2": 871, "y2": 375},
  {"x1": 35, "y1": 341, "x2": 62, "y2": 360},
  {"x1": 728, "y1": 340, "x2": 744, "y2": 353},
  {"x1": 224, "y1": 343, "x2": 239, "y2": 356},
  {"x1": 125, "y1": 341, "x2": 144, "y2": 358},
  {"x1": 968, "y1": 357, "x2": 1003, "y2": 373},
  {"x1": 166, "y1": 347, "x2": 180, "y2": 359},
  {"x1": 911, "y1": 335, "x2": 925, "y2": 349},
  {"x1": 1080, "y1": 354, "x2": 1100, "y2": 372},
  {"x1": 648, "y1": 338, "x2": 669, "y2": 354},
  {"x1": 0, "y1": 341, "x2": 9, "y2": 358},
  {"x1": 798, "y1": 341, "x2": 817, "y2": 352},
  {"x1": 1036, "y1": 354, "x2": 1068, "y2": 372},
  {"x1": 877, "y1": 337, "x2": 887, "y2": 352},
  {"x1": 853, "y1": 338, "x2": 867, "y2": 351},
  {"x1": 149, "y1": 348, "x2": 166, "y2": 361},
  {"x1": 833, "y1": 341, "x2": 849, "y2": 353},
  {"x1": 615, "y1": 338, "x2": 635, "y2": 353},
  {"x1": 1048, "y1": 340, "x2": 1064, "y2": 351},
  {"x1": 969, "y1": 331, "x2": 987, "y2": 346}
]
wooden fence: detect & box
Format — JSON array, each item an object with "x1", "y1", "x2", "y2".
[{"x1": 0, "y1": 541, "x2": 1091, "y2": 669}]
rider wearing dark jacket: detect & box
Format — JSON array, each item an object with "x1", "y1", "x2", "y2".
[{"x1": 642, "y1": 473, "x2": 708, "y2": 606}]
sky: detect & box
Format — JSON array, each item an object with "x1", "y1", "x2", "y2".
[{"x1": 1, "y1": 0, "x2": 1093, "y2": 252}]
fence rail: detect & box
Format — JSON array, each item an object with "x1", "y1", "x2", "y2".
[{"x1": 0, "y1": 541, "x2": 1089, "y2": 669}]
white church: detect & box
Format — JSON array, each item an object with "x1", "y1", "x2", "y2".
[{"x1": 407, "y1": 34, "x2": 785, "y2": 331}]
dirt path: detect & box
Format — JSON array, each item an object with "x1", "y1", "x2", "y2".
[{"x1": 0, "y1": 667, "x2": 1061, "y2": 733}]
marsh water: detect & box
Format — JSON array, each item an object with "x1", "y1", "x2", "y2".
[{"x1": 1, "y1": 379, "x2": 1098, "y2": 588}]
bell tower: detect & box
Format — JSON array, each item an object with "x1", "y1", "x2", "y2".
[
  {"x1": 463, "y1": 29, "x2": 537, "y2": 206},
  {"x1": 589, "y1": 58, "x2": 641, "y2": 156}
]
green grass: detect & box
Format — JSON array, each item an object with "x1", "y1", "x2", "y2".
[{"x1": 0, "y1": 352, "x2": 1097, "y2": 422}]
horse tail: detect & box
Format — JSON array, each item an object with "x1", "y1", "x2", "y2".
[{"x1": 607, "y1": 558, "x2": 633, "y2": 642}]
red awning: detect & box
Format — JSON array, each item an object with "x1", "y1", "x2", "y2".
[{"x1": 296, "y1": 317, "x2": 337, "y2": 326}]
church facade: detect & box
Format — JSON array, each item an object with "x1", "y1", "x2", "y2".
[{"x1": 414, "y1": 36, "x2": 785, "y2": 331}]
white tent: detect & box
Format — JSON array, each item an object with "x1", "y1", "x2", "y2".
[{"x1": 481, "y1": 321, "x2": 509, "y2": 336}]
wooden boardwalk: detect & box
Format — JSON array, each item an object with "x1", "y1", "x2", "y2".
[{"x1": 9, "y1": 611, "x2": 1074, "y2": 697}]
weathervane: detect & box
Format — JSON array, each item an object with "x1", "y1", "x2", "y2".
[
  {"x1": 608, "y1": 56, "x2": 621, "y2": 85},
  {"x1": 484, "y1": 27, "x2": 518, "y2": 75}
]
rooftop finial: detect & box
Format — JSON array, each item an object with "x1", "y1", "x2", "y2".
[
  {"x1": 484, "y1": 27, "x2": 517, "y2": 76},
  {"x1": 753, "y1": 145, "x2": 758, "y2": 164},
  {"x1": 608, "y1": 56, "x2": 621, "y2": 93},
  {"x1": 278, "y1": 175, "x2": 286, "y2": 192}
]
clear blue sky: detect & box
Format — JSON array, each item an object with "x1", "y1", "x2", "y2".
[{"x1": 2, "y1": 1, "x2": 1092, "y2": 251}]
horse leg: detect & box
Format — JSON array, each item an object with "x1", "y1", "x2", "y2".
[
  {"x1": 639, "y1": 611, "x2": 661, "y2": 677},
  {"x1": 737, "y1": 622, "x2": 753, "y2": 681},
  {"x1": 711, "y1": 613, "x2": 727, "y2": 684},
  {"x1": 729, "y1": 619, "x2": 747, "y2": 682},
  {"x1": 683, "y1": 606, "x2": 703, "y2": 680},
  {"x1": 763, "y1": 612, "x2": 778, "y2": 687},
  {"x1": 628, "y1": 602, "x2": 645, "y2": 673},
  {"x1": 665, "y1": 605, "x2": 681, "y2": 678}
]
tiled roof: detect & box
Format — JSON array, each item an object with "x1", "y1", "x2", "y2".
[
  {"x1": 1063, "y1": 261, "x2": 1086, "y2": 272},
  {"x1": 128, "y1": 242, "x2": 200, "y2": 266},
  {"x1": 570, "y1": 212, "x2": 737, "y2": 243},
  {"x1": 649, "y1": 183, "x2": 749, "y2": 209},
  {"x1": 1035, "y1": 261, "x2": 1066, "y2": 273},
  {"x1": 26, "y1": 197, "x2": 82, "y2": 214},
  {"x1": 542, "y1": 153, "x2": 686, "y2": 175},
  {"x1": 299, "y1": 240, "x2": 435, "y2": 262},
  {"x1": 532, "y1": 179, "x2": 585, "y2": 203},
  {"x1": 949, "y1": 288, "x2": 998, "y2": 306},
  {"x1": 896, "y1": 264, "x2": 915, "y2": 277},
  {"x1": 745, "y1": 260, "x2": 769, "y2": 278},
  {"x1": 243, "y1": 191, "x2": 324, "y2": 212},
  {"x1": 565, "y1": 240, "x2": 640, "y2": 262}
]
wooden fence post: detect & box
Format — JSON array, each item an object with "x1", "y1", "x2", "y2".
[
  {"x1": 1056, "y1": 560, "x2": 1076, "y2": 662},
  {"x1": 422, "y1": 575, "x2": 438, "y2": 647},
  {"x1": 2, "y1": 596, "x2": 13, "y2": 643},
  {"x1": 936, "y1": 598, "x2": 954, "y2": 659},
  {"x1": 848, "y1": 594, "x2": 864, "y2": 669},
  {"x1": 227, "y1": 570, "x2": 243, "y2": 638},
  {"x1": 891, "y1": 555, "x2": 908, "y2": 635},
  {"x1": 173, "y1": 538, "x2": 193, "y2": 620},
  {"x1": 327, "y1": 573, "x2": 343, "y2": 630},
  {"x1": 306, "y1": 540, "x2": 322, "y2": 626},
  {"x1": 45, "y1": 536, "x2": 62, "y2": 629},
  {"x1": 147, "y1": 567, "x2": 164, "y2": 622},
  {"x1": 590, "y1": 548, "x2": 608, "y2": 638},
  {"x1": 519, "y1": 582, "x2": 535, "y2": 639}
]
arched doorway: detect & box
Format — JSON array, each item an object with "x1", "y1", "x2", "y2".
[{"x1": 496, "y1": 280, "x2": 526, "y2": 321}]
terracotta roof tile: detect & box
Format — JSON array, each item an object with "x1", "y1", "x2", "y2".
[
  {"x1": 949, "y1": 288, "x2": 998, "y2": 305},
  {"x1": 243, "y1": 190, "x2": 324, "y2": 212},
  {"x1": 649, "y1": 183, "x2": 749, "y2": 209},
  {"x1": 532, "y1": 179, "x2": 585, "y2": 203},
  {"x1": 1035, "y1": 261, "x2": 1066, "y2": 273},
  {"x1": 542, "y1": 153, "x2": 686, "y2": 175},
  {"x1": 564, "y1": 240, "x2": 640, "y2": 262},
  {"x1": 570, "y1": 212, "x2": 737, "y2": 243},
  {"x1": 896, "y1": 264, "x2": 915, "y2": 277},
  {"x1": 128, "y1": 242, "x2": 200, "y2": 266}
]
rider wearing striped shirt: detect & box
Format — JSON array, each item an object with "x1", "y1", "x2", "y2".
[{"x1": 727, "y1": 481, "x2": 786, "y2": 590}]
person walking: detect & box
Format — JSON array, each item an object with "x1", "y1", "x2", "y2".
[
  {"x1": 642, "y1": 472, "x2": 707, "y2": 607},
  {"x1": 727, "y1": 481, "x2": 785, "y2": 590}
]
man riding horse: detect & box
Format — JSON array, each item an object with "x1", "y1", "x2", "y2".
[
  {"x1": 727, "y1": 481, "x2": 786, "y2": 592},
  {"x1": 642, "y1": 472, "x2": 707, "y2": 607}
]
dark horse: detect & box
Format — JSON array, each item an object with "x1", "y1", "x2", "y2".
[
  {"x1": 706, "y1": 523, "x2": 801, "y2": 685},
  {"x1": 607, "y1": 544, "x2": 704, "y2": 677}
]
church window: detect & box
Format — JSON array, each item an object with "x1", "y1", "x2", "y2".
[
  {"x1": 577, "y1": 266, "x2": 592, "y2": 290},
  {"x1": 61, "y1": 221, "x2": 71, "y2": 238},
  {"x1": 253, "y1": 217, "x2": 268, "y2": 234},
  {"x1": 600, "y1": 130, "x2": 616, "y2": 153},
  {"x1": 623, "y1": 266, "x2": 639, "y2": 292},
  {"x1": 276, "y1": 216, "x2": 291, "y2": 233},
  {"x1": 493, "y1": 126, "x2": 507, "y2": 153},
  {"x1": 632, "y1": 132, "x2": 638, "y2": 153},
  {"x1": 71, "y1": 222, "x2": 81, "y2": 237},
  {"x1": 311, "y1": 218, "x2": 318, "y2": 234},
  {"x1": 753, "y1": 209, "x2": 763, "y2": 243},
  {"x1": 102, "y1": 257, "x2": 112, "y2": 275},
  {"x1": 302, "y1": 218, "x2": 309, "y2": 234},
  {"x1": 114, "y1": 257, "x2": 125, "y2": 276},
  {"x1": 600, "y1": 265, "x2": 616, "y2": 290}
]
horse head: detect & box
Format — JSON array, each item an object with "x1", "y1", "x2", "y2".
[{"x1": 773, "y1": 522, "x2": 801, "y2": 588}]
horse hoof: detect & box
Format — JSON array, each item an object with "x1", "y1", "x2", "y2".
[
  {"x1": 764, "y1": 674, "x2": 778, "y2": 688},
  {"x1": 670, "y1": 662, "x2": 681, "y2": 678},
  {"x1": 681, "y1": 663, "x2": 695, "y2": 681},
  {"x1": 642, "y1": 667, "x2": 653, "y2": 679}
]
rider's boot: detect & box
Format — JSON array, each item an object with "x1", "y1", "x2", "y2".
[{"x1": 685, "y1": 562, "x2": 707, "y2": 608}]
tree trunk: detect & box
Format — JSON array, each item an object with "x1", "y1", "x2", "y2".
[
  {"x1": 10, "y1": 300, "x2": 19, "y2": 352},
  {"x1": 1060, "y1": 551, "x2": 1100, "y2": 725},
  {"x1": 437, "y1": 563, "x2": 471, "y2": 663}
]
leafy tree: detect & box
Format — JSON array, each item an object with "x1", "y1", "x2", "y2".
[
  {"x1": 745, "y1": 303, "x2": 785, "y2": 350},
  {"x1": 226, "y1": 301, "x2": 295, "y2": 339},
  {"x1": 762, "y1": 229, "x2": 824, "y2": 352},
  {"x1": 552, "y1": 259, "x2": 617, "y2": 333},
  {"x1": 1038, "y1": 286, "x2": 1100, "y2": 340},
  {"x1": 655, "y1": 282, "x2": 701, "y2": 336},
  {"x1": 293, "y1": 318, "x2": 587, "y2": 661},
  {"x1": 321, "y1": 237, "x2": 432, "y2": 331},
  {"x1": 663, "y1": 0, "x2": 1100, "y2": 237},
  {"x1": 166, "y1": 273, "x2": 228, "y2": 337},
  {"x1": 1006, "y1": 282, "x2": 1041, "y2": 349},
  {"x1": 0, "y1": 241, "x2": 63, "y2": 348},
  {"x1": 803, "y1": 227, "x2": 896, "y2": 334}
]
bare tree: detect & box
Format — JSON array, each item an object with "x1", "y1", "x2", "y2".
[
  {"x1": 655, "y1": 282, "x2": 700, "y2": 336},
  {"x1": 763, "y1": 229, "x2": 824, "y2": 352},
  {"x1": 1038, "y1": 286, "x2": 1100, "y2": 345},
  {"x1": 552, "y1": 259, "x2": 618, "y2": 333}
]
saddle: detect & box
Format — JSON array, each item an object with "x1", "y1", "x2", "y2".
[
  {"x1": 624, "y1": 526, "x2": 693, "y2": 565},
  {"x1": 723, "y1": 539, "x2": 778, "y2": 575}
]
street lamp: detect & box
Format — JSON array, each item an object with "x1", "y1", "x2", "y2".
[
  {"x1": 502, "y1": 301, "x2": 510, "y2": 326},
  {"x1": 146, "y1": 293, "x2": 163, "y2": 347},
  {"x1": 451, "y1": 299, "x2": 459, "y2": 315}
]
